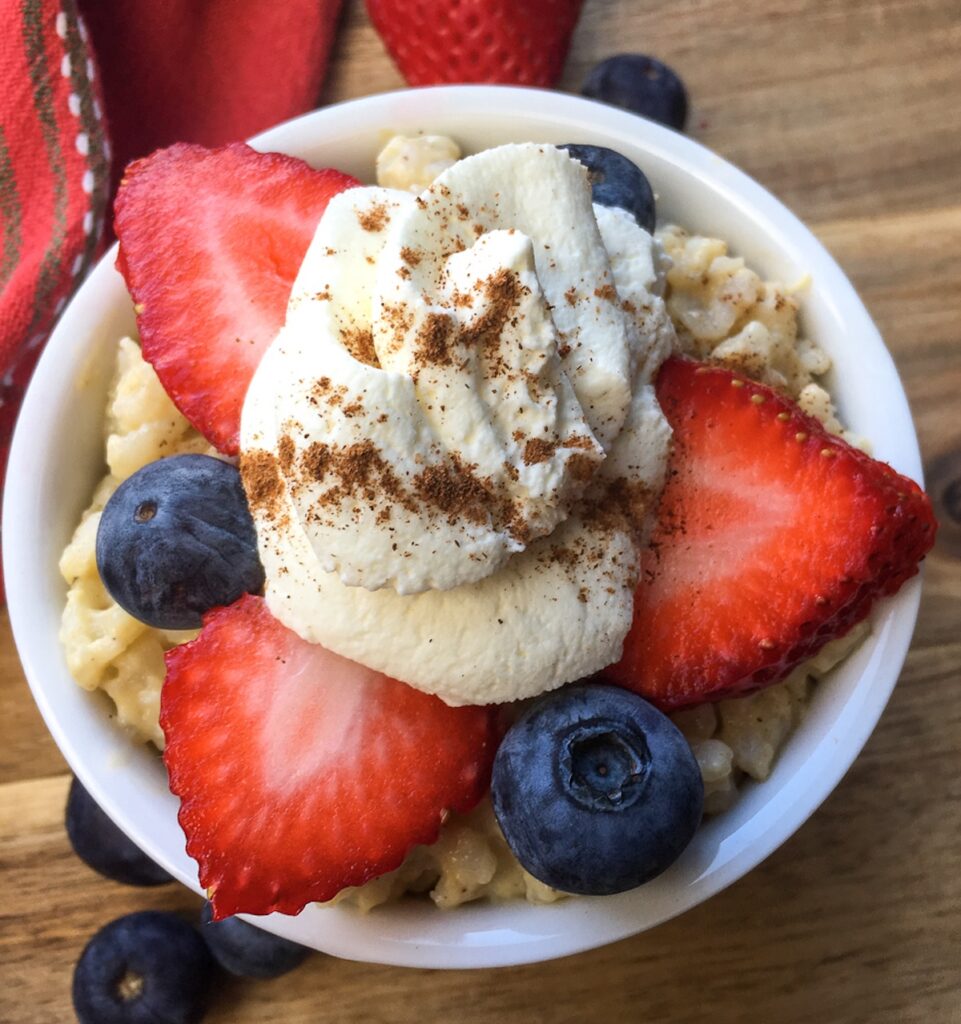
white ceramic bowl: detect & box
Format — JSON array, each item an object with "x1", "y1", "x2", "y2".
[{"x1": 5, "y1": 86, "x2": 924, "y2": 969}]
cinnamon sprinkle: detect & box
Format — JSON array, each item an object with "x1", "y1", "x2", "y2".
[
  {"x1": 460, "y1": 268, "x2": 522, "y2": 352},
  {"x1": 523, "y1": 433, "x2": 598, "y2": 468},
  {"x1": 523, "y1": 438, "x2": 556, "y2": 466},
  {"x1": 411, "y1": 454, "x2": 531, "y2": 545},
  {"x1": 301, "y1": 440, "x2": 417, "y2": 515},
  {"x1": 277, "y1": 435, "x2": 296, "y2": 474},
  {"x1": 312, "y1": 377, "x2": 348, "y2": 405},
  {"x1": 412, "y1": 458, "x2": 489, "y2": 527},
  {"x1": 415, "y1": 312, "x2": 455, "y2": 366},
  {"x1": 356, "y1": 202, "x2": 388, "y2": 232},
  {"x1": 567, "y1": 453, "x2": 598, "y2": 483},
  {"x1": 562, "y1": 435, "x2": 597, "y2": 451},
  {"x1": 379, "y1": 302, "x2": 414, "y2": 352},
  {"x1": 592, "y1": 476, "x2": 656, "y2": 540},
  {"x1": 240, "y1": 449, "x2": 283, "y2": 519},
  {"x1": 341, "y1": 327, "x2": 378, "y2": 367}
]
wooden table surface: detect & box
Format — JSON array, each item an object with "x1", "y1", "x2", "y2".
[{"x1": 3, "y1": 1, "x2": 960, "y2": 1021}]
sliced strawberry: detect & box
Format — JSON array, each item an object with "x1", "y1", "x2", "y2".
[
  {"x1": 366, "y1": 0, "x2": 583, "y2": 88},
  {"x1": 115, "y1": 143, "x2": 358, "y2": 455},
  {"x1": 605, "y1": 357, "x2": 936, "y2": 710},
  {"x1": 161, "y1": 594, "x2": 500, "y2": 918}
]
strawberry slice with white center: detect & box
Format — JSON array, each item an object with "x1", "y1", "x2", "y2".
[
  {"x1": 115, "y1": 143, "x2": 359, "y2": 456},
  {"x1": 161, "y1": 595, "x2": 500, "y2": 919},
  {"x1": 606, "y1": 356, "x2": 936, "y2": 710}
]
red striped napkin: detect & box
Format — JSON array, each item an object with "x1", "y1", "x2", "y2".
[{"x1": 0, "y1": 0, "x2": 109, "y2": 510}]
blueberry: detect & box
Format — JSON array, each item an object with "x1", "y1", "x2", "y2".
[
  {"x1": 199, "y1": 901, "x2": 310, "y2": 978},
  {"x1": 558, "y1": 143, "x2": 656, "y2": 233},
  {"x1": 96, "y1": 454, "x2": 264, "y2": 629},
  {"x1": 66, "y1": 777, "x2": 173, "y2": 886},
  {"x1": 490, "y1": 684, "x2": 703, "y2": 895},
  {"x1": 72, "y1": 911, "x2": 215, "y2": 1024},
  {"x1": 582, "y1": 54, "x2": 688, "y2": 131}
]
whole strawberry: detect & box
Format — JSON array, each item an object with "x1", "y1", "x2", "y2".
[{"x1": 366, "y1": 0, "x2": 583, "y2": 87}]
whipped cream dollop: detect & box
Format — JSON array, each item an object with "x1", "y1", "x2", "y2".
[{"x1": 241, "y1": 144, "x2": 675, "y2": 705}]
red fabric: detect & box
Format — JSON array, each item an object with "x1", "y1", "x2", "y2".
[
  {"x1": 78, "y1": 0, "x2": 345, "y2": 199},
  {"x1": 0, "y1": 0, "x2": 110, "y2": 600},
  {"x1": 0, "y1": 0, "x2": 344, "y2": 600}
]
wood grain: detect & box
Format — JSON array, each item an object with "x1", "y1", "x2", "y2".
[{"x1": 3, "y1": 0, "x2": 961, "y2": 1021}]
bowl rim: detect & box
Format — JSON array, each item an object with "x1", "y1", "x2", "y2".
[{"x1": 3, "y1": 84, "x2": 924, "y2": 969}]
